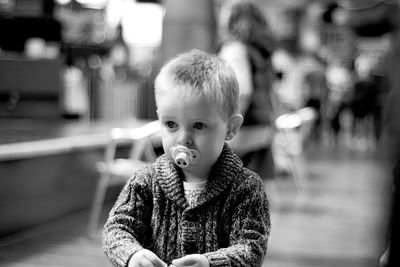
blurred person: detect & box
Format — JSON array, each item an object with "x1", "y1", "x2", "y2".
[
  {"x1": 380, "y1": 4, "x2": 400, "y2": 265},
  {"x1": 272, "y1": 47, "x2": 314, "y2": 113},
  {"x1": 302, "y1": 55, "x2": 329, "y2": 143},
  {"x1": 330, "y1": 0, "x2": 400, "y2": 265},
  {"x1": 61, "y1": 47, "x2": 89, "y2": 119},
  {"x1": 102, "y1": 50, "x2": 271, "y2": 267},
  {"x1": 218, "y1": 0, "x2": 277, "y2": 181},
  {"x1": 270, "y1": 4, "x2": 318, "y2": 115},
  {"x1": 99, "y1": 24, "x2": 132, "y2": 82},
  {"x1": 350, "y1": 53, "x2": 385, "y2": 150},
  {"x1": 97, "y1": 24, "x2": 148, "y2": 121},
  {"x1": 324, "y1": 62, "x2": 355, "y2": 146},
  {"x1": 380, "y1": 158, "x2": 400, "y2": 267}
]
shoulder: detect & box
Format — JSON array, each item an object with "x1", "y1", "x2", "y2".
[
  {"x1": 127, "y1": 154, "x2": 179, "y2": 186},
  {"x1": 219, "y1": 40, "x2": 248, "y2": 58},
  {"x1": 232, "y1": 167, "x2": 265, "y2": 195},
  {"x1": 124, "y1": 156, "x2": 167, "y2": 192},
  {"x1": 221, "y1": 40, "x2": 247, "y2": 51},
  {"x1": 121, "y1": 165, "x2": 154, "y2": 201}
]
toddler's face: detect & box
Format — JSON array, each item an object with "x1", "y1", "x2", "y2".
[{"x1": 156, "y1": 88, "x2": 229, "y2": 179}]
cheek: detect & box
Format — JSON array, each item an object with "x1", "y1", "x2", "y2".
[
  {"x1": 161, "y1": 135, "x2": 173, "y2": 147},
  {"x1": 197, "y1": 133, "x2": 225, "y2": 157},
  {"x1": 160, "y1": 131, "x2": 174, "y2": 152}
]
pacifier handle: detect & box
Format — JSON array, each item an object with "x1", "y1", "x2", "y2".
[{"x1": 170, "y1": 146, "x2": 200, "y2": 168}]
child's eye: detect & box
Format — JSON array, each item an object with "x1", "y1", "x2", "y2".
[
  {"x1": 193, "y1": 122, "x2": 205, "y2": 130},
  {"x1": 165, "y1": 121, "x2": 178, "y2": 129}
]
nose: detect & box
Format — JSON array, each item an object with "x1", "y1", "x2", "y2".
[{"x1": 177, "y1": 128, "x2": 193, "y2": 146}]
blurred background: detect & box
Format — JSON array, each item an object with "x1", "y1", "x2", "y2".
[{"x1": 0, "y1": 0, "x2": 399, "y2": 266}]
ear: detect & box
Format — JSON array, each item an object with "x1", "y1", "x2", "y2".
[{"x1": 225, "y1": 114, "x2": 243, "y2": 141}]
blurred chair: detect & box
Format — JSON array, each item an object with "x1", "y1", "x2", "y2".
[
  {"x1": 87, "y1": 120, "x2": 160, "y2": 237},
  {"x1": 273, "y1": 107, "x2": 317, "y2": 189}
]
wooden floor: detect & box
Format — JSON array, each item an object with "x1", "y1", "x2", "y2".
[{"x1": 0, "y1": 142, "x2": 393, "y2": 267}]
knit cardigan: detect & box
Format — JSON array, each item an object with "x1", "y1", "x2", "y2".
[{"x1": 102, "y1": 144, "x2": 271, "y2": 267}]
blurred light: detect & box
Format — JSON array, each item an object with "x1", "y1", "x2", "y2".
[
  {"x1": 326, "y1": 65, "x2": 352, "y2": 86},
  {"x1": 121, "y1": 2, "x2": 164, "y2": 47},
  {"x1": 298, "y1": 107, "x2": 317, "y2": 122},
  {"x1": 332, "y1": 8, "x2": 348, "y2": 26},
  {"x1": 300, "y1": 29, "x2": 320, "y2": 53},
  {"x1": 24, "y1": 38, "x2": 46, "y2": 59},
  {"x1": 56, "y1": 0, "x2": 72, "y2": 5},
  {"x1": 276, "y1": 113, "x2": 302, "y2": 129},
  {"x1": 105, "y1": 0, "x2": 125, "y2": 32},
  {"x1": 76, "y1": 0, "x2": 108, "y2": 9}
]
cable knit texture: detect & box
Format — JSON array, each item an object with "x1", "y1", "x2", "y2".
[{"x1": 102, "y1": 144, "x2": 270, "y2": 267}]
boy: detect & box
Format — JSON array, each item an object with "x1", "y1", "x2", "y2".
[{"x1": 103, "y1": 49, "x2": 270, "y2": 267}]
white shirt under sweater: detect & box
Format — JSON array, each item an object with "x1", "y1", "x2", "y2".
[{"x1": 183, "y1": 181, "x2": 207, "y2": 207}]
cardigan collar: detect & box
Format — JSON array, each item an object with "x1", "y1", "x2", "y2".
[{"x1": 155, "y1": 143, "x2": 243, "y2": 210}]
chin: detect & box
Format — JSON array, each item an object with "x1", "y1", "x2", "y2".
[{"x1": 184, "y1": 163, "x2": 211, "y2": 176}]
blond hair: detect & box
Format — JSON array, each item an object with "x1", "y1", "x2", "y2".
[{"x1": 155, "y1": 49, "x2": 239, "y2": 120}]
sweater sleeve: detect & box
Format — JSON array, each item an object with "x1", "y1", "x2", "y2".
[
  {"x1": 204, "y1": 173, "x2": 271, "y2": 267},
  {"x1": 102, "y1": 168, "x2": 153, "y2": 267}
]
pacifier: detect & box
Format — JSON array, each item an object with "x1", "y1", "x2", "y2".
[{"x1": 170, "y1": 145, "x2": 200, "y2": 168}]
